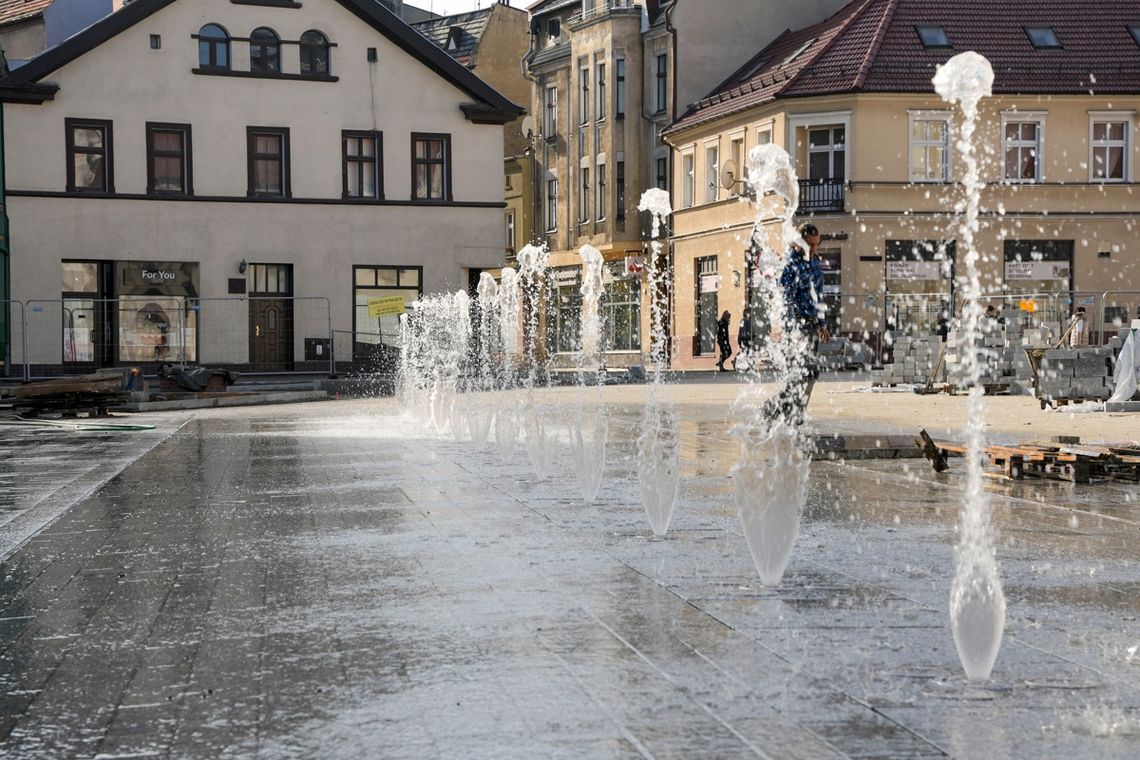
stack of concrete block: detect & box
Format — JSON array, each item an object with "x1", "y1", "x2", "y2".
[
  {"x1": 871, "y1": 334, "x2": 945, "y2": 385},
  {"x1": 1038, "y1": 345, "x2": 1116, "y2": 401}
]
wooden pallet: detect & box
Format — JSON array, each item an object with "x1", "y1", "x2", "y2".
[
  {"x1": 915, "y1": 430, "x2": 1140, "y2": 483},
  {"x1": 1038, "y1": 396, "x2": 1108, "y2": 411}
]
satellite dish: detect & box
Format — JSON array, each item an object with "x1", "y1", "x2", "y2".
[
  {"x1": 720, "y1": 159, "x2": 740, "y2": 190},
  {"x1": 520, "y1": 115, "x2": 536, "y2": 140}
]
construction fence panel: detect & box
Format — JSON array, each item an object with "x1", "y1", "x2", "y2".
[
  {"x1": 1102, "y1": 290, "x2": 1140, "y2": 339},
  {"x1": 830, "y1": 292, "x2": 888, "y2": 363},
  {"x1": 187, "y1": 296, "x2": 334, "y2": 375},
  {"x1": 1, "y1": 300, "x2": 28, "y2": 381}
]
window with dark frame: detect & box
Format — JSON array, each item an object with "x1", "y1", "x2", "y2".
[
  {"x1": 146, "y1": 123, "x2": 192, "y2": 195},
  {"x1": 596, "y1": 163, "x2": 606, "y2": 221},
  {"x1": 247, "y1": 263, "x2": 293, "y2": 295},
  {"x1": 300, "y1": 29, "x2": 330, "y2": 74},
  {"x1": 249, "y1": 27, "x2": 281, "y2": 73},
  {"x1": 544, "y1": 84, "x2": 558, "y2": 140},
  {"x1": 1025, "y1": 26, "x2": 1061, "y2": 49},
  {"x1": 197, "y1": 24, "x2": 229, "y2": 69},
  {"x1": 546, "y1": 178, "x2": 558, "y2": 231},
  {"x1": 412, "y1": 133, "x2": 451, "y2": 201},
  {"x1": 66, "y1": 118, "x2": 113, "y2": 193},
  {"x1": 579, "y1": 64, "x2": 589, "y2": 125},
  {"x1": 596, "y1": 61, "x2": 606, "y2": 121},
  {"x1": 343, "y1": 130, "x2": 382, "y2": 199},
  {"x1": 655, "y1": 53, "x2": 667, "y2": 114},
  {"x1": 579, "y1": 166, "x2": 589, "y2": 223},
  {"x1": 915, "y1": 25, "x2": 951, "y2": 48},
  {"x1": 247, "y1": 127, "x2": 289, "y2": 197},
  {"x1": 353, "y1": 266, "x2": 421, "y2": 353},
  {"x1": 656, "y1": 156, "x2": 668, "y2": 190},
  {"x1": 615, "y1": 58, "x2": 625, "y2": 118},
  {"x1": 616, "y1": 161, "x2": 625, "y2": 221}
]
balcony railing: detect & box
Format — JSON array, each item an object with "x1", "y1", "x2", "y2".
[
  {"x1": 568, "y1": 1, "x2": 641, "y2": 26},
  {"x1": 798, "y1": 178, "x2": 845, "y2": 213}
]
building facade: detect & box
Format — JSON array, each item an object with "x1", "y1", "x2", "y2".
[
  {"x1": 524, "y1": 0, "x2": 848, "y2": 367},
  {"x1": 0, "y1": 0, "x2": 520, "y2": 376},
  {"x1": 665, "y1": 0, "x2": 1140, "y2": 369}
]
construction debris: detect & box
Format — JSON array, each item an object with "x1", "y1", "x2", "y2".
[
  {"x1": 916, "y1": 432, "x2": 1140, "y2": 483},
  {"x1": 0, "y1": 369, "x2": 138, "y2": 417}
]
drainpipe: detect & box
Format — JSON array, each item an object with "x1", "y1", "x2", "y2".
[{"x1": 0, "y1": 49, "x2": 10, "y2": 377}]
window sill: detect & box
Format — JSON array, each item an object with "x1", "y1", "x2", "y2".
[
  {"x1": 192, "y1": 68, "x2": 336, "y2": 82},
  {"x1": 343, "y1": 194, "x2": 386, "y2": 201},
  {"x1": 231, "y1": 0, "x2": 302, "y2": 7},
  {"x1": 410, "y1": 198, "x2": 456, "y2": 204}
]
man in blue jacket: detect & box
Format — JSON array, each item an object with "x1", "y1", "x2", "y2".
[{"x1": 765, "y1": 222, "x2": 830, "y2": 426}]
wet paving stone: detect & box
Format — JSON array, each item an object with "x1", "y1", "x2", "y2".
[{"x1": 0, "y1": 401, "x2": 1137, "y2": 757}]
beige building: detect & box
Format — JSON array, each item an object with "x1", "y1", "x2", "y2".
[
  {"x1": 665, "y1": 0, "x2": 1140, "y2": 369},
  {"x1": 524, "y1": 0, "x2": 848, "y2": 367},
  {"x1": 413, "y1": 1, "x2": 534, "y2": 261},
  {"x1": 0, "y1": 0, "x2": 521, "y2": 375}
]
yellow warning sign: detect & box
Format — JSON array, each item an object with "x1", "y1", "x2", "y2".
[
  {"x1": 367, "y1": 296, "x2": 406, "y2": 318},
  {"x1": 1018, "y1": 298, "x2": 1038, "y2": 313}
]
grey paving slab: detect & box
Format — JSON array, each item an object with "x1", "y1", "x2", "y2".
[{"x1": 0, "y1": 399, "x2": 1136, "y2": 758}]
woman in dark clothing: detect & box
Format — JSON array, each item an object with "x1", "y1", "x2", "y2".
[{"x1": 716, "y1": 310, "x2": 732, "y2": 371}]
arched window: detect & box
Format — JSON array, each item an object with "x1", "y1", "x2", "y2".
[
  {"x1": 249, "y1": 27, "x2": 280, "y2": 73},
  {"x1": 197, "y1": 24, "x2": 229, "y2": 69},
  {"x1": 299, "y1": 30, "x2": 329, "y2": 75}
]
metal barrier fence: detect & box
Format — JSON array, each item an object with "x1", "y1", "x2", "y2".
[
  {"x1": 1, "y1": 299, "x2": 28, "y2": 381},
  {"x1": 17, "y1": 296, "x2": 333, "y2": 378},
  {"x1": 1102, "y1": 290, "x2": 1140, "y2": 341}
]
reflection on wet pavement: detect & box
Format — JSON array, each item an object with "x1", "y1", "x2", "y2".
[{"x1": 0, "y1": 400, "x2": 1137, "y2": 758}]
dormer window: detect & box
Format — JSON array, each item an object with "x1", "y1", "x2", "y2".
[
  {"x1": 916, "y1": 25, "x2": 951, "y2": 48},
  {"x1": 1129, "y1": 25, "x2": 1140, "y2": 46},
  {"x1": 446, "y1": 27, "x2": 462, "y2": 51},
  {"x1": 1025, "y1": 26, "x2": 1061, "y2": 49}
]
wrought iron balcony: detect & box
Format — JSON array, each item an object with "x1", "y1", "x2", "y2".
[{"x1": 797, "y1": 178, "x2": 845, "y2": 213}]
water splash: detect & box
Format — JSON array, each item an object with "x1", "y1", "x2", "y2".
[
  {"x1": 729, "y1": 142, "x2": 814, "y2": 586},
  {"x1": 517, "y1": 244, "x2": 553, "y2": 480},
  {"x1": 637, "y1": 189, "x2": 680, "y2": 536},
  {"x1": 934, "y1": 50, "x2": 1006, "y2": 682},
  {"x1": 572, "y1": 244, "x2": 608, "y2": 504}
]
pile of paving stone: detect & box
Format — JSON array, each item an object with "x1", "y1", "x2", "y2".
[
  {"x1": 871, "y1": 334, "x2": 945, "y2": 385},
  {"x1": 1037, "y1": 333, "x2": 1126, "y2": 402}
]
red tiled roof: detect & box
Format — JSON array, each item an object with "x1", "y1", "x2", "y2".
[
  {"x1": 669, "y1": 0, "x2": 1140, "y2": 135},
  {"x1": 0, "y1": 0, "x2": 52, "y2": 28}
]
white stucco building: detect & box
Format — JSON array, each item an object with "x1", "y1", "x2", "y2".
[{"x1": 0, "y1": 0, "x2": 521, "y2": 375}]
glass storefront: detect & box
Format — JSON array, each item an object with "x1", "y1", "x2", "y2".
[
  {"x1": 884, "y1": 240, "x2": 955, "y2": 336},
  {"x1": 353, "y1": 266, "x2": 420, "y2": 356},
  {"x1": 602, "y1": 261, "x2": 641, "y2": 352},
  {"x1": 548, "y1": 266, "x2": 581, "y2": 354}
]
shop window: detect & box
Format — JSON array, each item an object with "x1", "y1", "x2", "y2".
[
  {"x1": 353, "y1": 266, "x2": 421, "y2": 355},
  {"x1": 547, "y1": 266, "x2": 581, "y2": 354},
  {"x1": 66, "y1": 118, "x2": 113, "y2": 193},
  {"x1": 343, "y1": 130, "x2": 382, "y2": 199},
  {"x1": 249, "y1": 27, "x2": 280, "y2": 73},
  {"x1": 147, "y1": 123, "x2": 192, "y2": 195},
  {"x1": 247, "y1": 127, "x2": 290, "y2": 197},
  {"x1": 412, "y1": 133, "x2": 451, "y2": 201},
  {"x1": 603, "y1": 261, "x2": 640, "y2": 352},
  {"x1": 695, "y1": 256, "x2": 718, "y2": 355},
  {"x1": 197, "y1": 24, "x2": 230, "y2": 69},
  {"x1": 300, "y1": 30, "x2": 330, "y2": 75}
]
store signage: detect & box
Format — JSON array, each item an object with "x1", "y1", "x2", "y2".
[
  {"x1": 624, "y1": 256, "x2": 646, "y2": 276},
  {"x1": 886, "y1": 260, "x2": 943, "y2": 281},
  {"x1": 367, "y1": 296, "x2": 406, "y2": 318},
  {"x1": 551, "y1": 268, "x2": 580, "y2": 288},
  {"x1": 1005, "y1": 261, "x2": 1070, "y2": 281},
  {"x1": 700, "y1": 274, "x2": 720, "y2": 294},
  {"x1": 141, "y1": 268, "x2": 178, "y2": 282}
]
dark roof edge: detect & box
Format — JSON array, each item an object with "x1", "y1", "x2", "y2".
[
  {"x1": 0, "y1": 83, "x2": 58, "y2": 103},
  {"x1": 0, "y1": 0, "x2": 524, "y2": 119}
]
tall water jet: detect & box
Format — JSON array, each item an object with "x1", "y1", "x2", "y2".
[
  {"x1": 469, "y1": 272, "x2": 499, "y2": 448},
  {"x1": 447, "y1": 290, "x2": 472, "y2": 441},
  {"x1": 934, "y1": 51, "x2": 1006, "y2": 682},
  {"x1": 572, "y1": 244, "x2": 608, "y2": 504},
  {"x1": 730, "y1": 143, "x2": 812, "y2": 586},
  {"x1": 517, "y1": 244, "x2": 554, "y2": 480},
  {"x1": 636, "y1": 189, "x2": 680, "y2": 535},
  {"x1": 494, "y1": 267, "x2": 520, "y2": 462}
]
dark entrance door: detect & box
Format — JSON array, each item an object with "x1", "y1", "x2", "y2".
[{"x1": 247, "y1": 263, "x2": 293, "y2": 371}]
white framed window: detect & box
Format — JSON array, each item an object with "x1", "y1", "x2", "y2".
[
  {"x1": 1089, "y1": 112, "x2": 1132, "y2": 182},
  {"x1": 505, "y1": 210, "x2": 516, "y2": 252},
  {"x1": 728, "y1": 133, "x2": 745, "y2": 196},
  {"x1": 681, "y1": 151, "x2": 695, "y2": 208},
  {"x1": 704, "y1": 142, "x2": 719, "y2": 203},
  {"x1": 908, "y1": 111, "x2": 951, "y2": 182},
  {"x1": 1001, "y1": 113, "x2": 1045, "y2": 182},
  {"x1": 596, "y1": 162, "x2": 606, "y2": 220},
  {"x1": 756, "y1": 127, "x2": 772, "y2": 146}
]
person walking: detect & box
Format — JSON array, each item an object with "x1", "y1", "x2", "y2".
[
  {"x1": 765, "y1": 222, "x2": 830, "y2": 424},
  {"x1": 716, "y1": 310, "x2": 732, "y2": 371}
]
